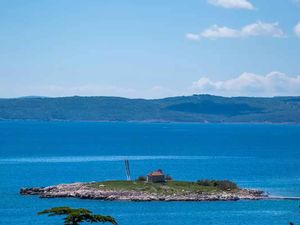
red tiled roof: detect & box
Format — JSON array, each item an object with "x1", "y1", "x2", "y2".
[{"x1": 148, "y1": 170, "x2": 164, "y2": 176}]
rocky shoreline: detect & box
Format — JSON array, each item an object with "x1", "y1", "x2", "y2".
[{"x1": 20, "y1": 182, "x2": 267, "y2": 202}]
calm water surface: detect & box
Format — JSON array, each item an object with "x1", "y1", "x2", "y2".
[{"x1": 0, "y1": 121, "x2": 300, "y2": 225}]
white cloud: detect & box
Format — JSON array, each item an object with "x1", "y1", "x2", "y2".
[
  {"x1": 192, "y1": 72, "x2": 300, "y2": 97},
  {"x1": 294, "y1": 22, "x2": 300, "y2": 37},
  {"x1": 201, "y1": 25, "x2": 240, "y2": 38},
  {"x1": 208, "y1": 0, "x2": 255, "y2": 9},
  {"x1": 186, "y1": 22, "x2": 285, "y2": 40},
  {"x1": 186, "y1": 33, "x2": 201, "y2": 40},
  {"x1": 2, "y1": 73, "x2": 300, "y2": 99},
  {"x1": 241, "y1": 22, "x2": 285, "y2": 37}
]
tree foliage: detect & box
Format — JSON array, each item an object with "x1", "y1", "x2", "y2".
[
  {"x1": 38, "y1": 207, "x2": 117, "y2": 225},
  {"x1": 136, "y1": 176, "x2": 146, "y2": 182},
  {"x1": 197, "y1": 179, "x2": 238, "y2": 190}
]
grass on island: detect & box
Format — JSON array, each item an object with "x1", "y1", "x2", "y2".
[{"x1": 87, "y1": 180, "x2": 239, "y2": 195}]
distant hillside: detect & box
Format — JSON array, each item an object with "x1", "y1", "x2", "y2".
[{"x1": 1, "y1": 95, "x2": 300, "y2": 123}]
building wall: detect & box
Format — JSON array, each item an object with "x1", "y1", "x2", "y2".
[{"x1": 147, "y1": 175, "x2": 165, "y2": 183}]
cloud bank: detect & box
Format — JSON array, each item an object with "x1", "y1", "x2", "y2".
[
  {"x1": 295, "y1": 22, "x2": 300, "y2": 37},
  {"x1": 192, "y1": 72, "x2": 300, "y2": 97},
  {"x1": 208, "y1": 0, "x2": 254, "y2": 9},
  {"x1": 186, "y1": 22, "x2": 285, "y2": 40}
]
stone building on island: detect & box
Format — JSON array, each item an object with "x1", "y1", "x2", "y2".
[{"x1": 147, "y1": 169, "x2": 166, "y2": 183}]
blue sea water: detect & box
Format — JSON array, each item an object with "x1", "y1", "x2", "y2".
[{"x1": 0, "y1": 121, "x2": 300, "y2": 225}]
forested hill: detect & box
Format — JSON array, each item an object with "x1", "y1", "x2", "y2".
[{"x1": 1, "y1": 95, "x2": 300, "y2": 123}]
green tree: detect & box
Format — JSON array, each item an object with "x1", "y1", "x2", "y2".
[{"x1": 38, "y1": 206, "x2": 118, "y2": 225}]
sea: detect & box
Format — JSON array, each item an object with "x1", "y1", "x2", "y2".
[{"x1": 0, "y1": 121, "x2": 300, "y2": 225}]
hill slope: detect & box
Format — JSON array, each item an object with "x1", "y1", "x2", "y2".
[{"x1": 1, "y1": 95, "x2": 300, "y2": 123}]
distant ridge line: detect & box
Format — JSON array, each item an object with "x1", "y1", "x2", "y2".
[{"x1": 0, "y1": 95, "x2": 300, "y2": 123}]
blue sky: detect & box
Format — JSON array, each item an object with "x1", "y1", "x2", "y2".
[{"x1": 0, "y1": 0, "x2": 300, "y2": 98}]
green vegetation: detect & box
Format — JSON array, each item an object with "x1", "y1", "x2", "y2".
[
  {"x1": 1, "y1": 95, "x2": 300, "y2": 123},
  {"x1": 38, "y1": 207, "x2": 117, "y2": 225},
  {"x1": 87, "y1": 180, "x2": 239, "y2": 195},
  {"x1": 136, "y1": 176, "x2": 146, "y2": 182},
  {"x1": 197, "y1": 179, "x2": 238, "y2": 191}
]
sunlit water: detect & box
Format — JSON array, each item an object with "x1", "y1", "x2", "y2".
[{"x1": 0, "y1": 121, "x2": 300, "y2": 225}]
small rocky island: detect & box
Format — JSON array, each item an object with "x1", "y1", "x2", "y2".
[{"x1": 20, "y1": 170, "x2": 267, "y2": 202}]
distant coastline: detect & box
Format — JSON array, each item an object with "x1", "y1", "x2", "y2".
[{"x1": 1, "y1": 95, "x2": 300, "y2": 124}]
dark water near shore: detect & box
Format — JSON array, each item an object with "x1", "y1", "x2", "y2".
[{"x1": 0, "y1": 121, "x2": 300, "y2": 225}]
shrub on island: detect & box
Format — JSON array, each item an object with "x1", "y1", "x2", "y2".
[
  {"x1": 136, "y1": 176, "x2": 146, "y2": 182},
  {"x1": 197, "y1": 179, "x2": 238, "y2": 191},
  {"x1": 165, "y1": 175, "x2": 173, "y2": 181}
]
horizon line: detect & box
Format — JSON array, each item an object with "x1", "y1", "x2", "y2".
[{"x1": 1, "y1": 94, "x2": 300, "y2": 100}]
